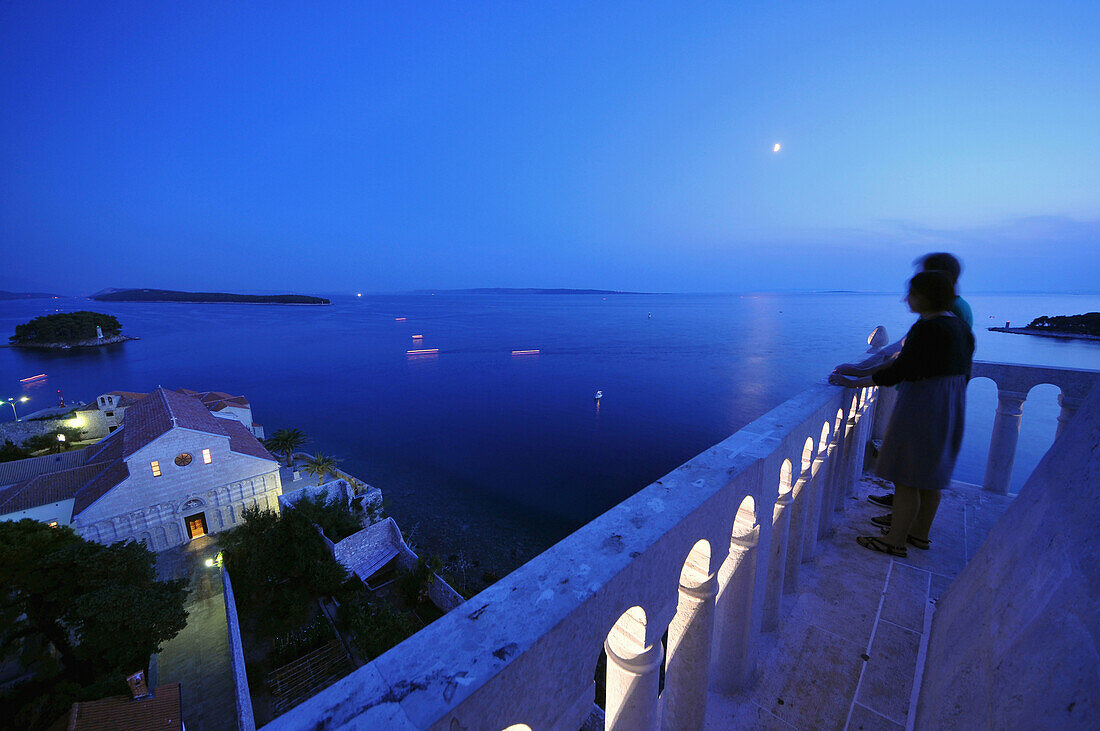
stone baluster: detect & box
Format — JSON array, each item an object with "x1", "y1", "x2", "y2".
[
  {"x1": 839, "y1": 390, "x2": 862, "y2": 501},
  {"x1": 785, "y1": 473, "x2": 811, "y2": 590},
  {"x1": 982, "y1": 389, "x2": 1027, "y2": 495},
  {"x1": 801, "y1": 450, "x2": 827, "y2": 560},
  {"x1": 663, "y1": 557, "x2": 718, "y2": 731},
  {"x1": 1057, "y1": 393, "x2": 1082, "y2": 439},
  {"x1": 763, "y1": 488, "x2": 792, "y2": 631},
  {"x1": 711, "y1": 528, "x2": 760, "y2": 693},
  {"x1": 605, "y1": 622, "x2": 664, "y2": 731},
  {"x1": 819, "y1": 406, "x2": 849, "y2": 536},
  {"x1": 850, "y1": 389, "x2": 875, "y2": 490}
]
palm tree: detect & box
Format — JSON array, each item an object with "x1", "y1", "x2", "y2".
[
  {"x1": 264, "y1": 428, "x2": 308, "y2": 466},
  {"x1": 303, "y1": 452, "x2": 340, "y2": 485}
]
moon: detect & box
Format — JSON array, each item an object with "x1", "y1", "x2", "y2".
[{"x1": 772, "y1": 143, "x2": 782, "y2": 153}]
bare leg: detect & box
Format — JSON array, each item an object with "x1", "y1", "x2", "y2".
[
  {"x1": 908, "y1": 488, "x2": 941, "y2": 542},
  {"x1": 885, "y1": 483, "x2": 919, "y2": 548}
]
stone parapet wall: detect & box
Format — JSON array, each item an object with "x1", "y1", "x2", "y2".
[
  {"x1": 266, "y1": 377, "x2": 880, "y2": 730},
  {"x1": 916, "y1": 379, "x2": 1100, "y2": 729},
  {"x1": 223, "y1": 570, "x2": 257, "y2": 731}
]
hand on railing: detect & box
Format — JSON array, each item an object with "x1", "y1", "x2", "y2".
[{"x1": 828, "y1": 373, "x2": 874, "y2": 388}]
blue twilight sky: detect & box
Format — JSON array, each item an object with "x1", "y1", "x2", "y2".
[{"x1": 2, "y1": 1, "x2": 1099, "y2": 295}]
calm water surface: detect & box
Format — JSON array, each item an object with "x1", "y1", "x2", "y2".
[{"x1": 1, "y1": 293, "x2": 1096, "y2": 572}]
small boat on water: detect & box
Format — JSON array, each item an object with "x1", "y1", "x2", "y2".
[
  {"x1": 20, "y1": 373, "x2": 47, "y2": 383},
  {"x1": 594, "y1": 390, "x2": 603, "y2": 400}
]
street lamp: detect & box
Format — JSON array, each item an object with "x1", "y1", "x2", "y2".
[{"x1": 3, "y1": 396, "x2": 29, "y2": 420}]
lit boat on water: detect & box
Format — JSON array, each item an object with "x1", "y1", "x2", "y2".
[
  {"x1": 594, "y1": 390, "x2": 603, "y2": 400},
  {"x1": 20, "y1": 373, "x2": 47, "y2": 383}
]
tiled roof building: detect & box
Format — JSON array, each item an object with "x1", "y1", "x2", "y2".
[{"x1": 0, "y1": 387, "x2": 282, "y2": 551}]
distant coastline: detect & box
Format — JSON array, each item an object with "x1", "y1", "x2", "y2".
[
  {"x1": 0, "y1": 290, "x2": 60, "y2": 300},
  {"x1": 91, "y1": 288, "x2": 331, "y2": 305},
  {"x1": 406, "y1": 288, "x2": 650, "y2": 295},
  {"x1": 988, "y1": 327, "x2": 1100, "y2": 342},
  {"x1": 988, "y1": 312, "x2": 1100, "y2": 342}
]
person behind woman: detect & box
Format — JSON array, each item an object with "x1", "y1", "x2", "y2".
[
  {"x1": 829, "y1": 270, "x2": 975, "y2": 556},
  {"x1": 832, "y1": 252, "x2": 972, "y2": 510}
]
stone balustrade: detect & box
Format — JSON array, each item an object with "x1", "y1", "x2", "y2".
[
  {"x1": 968, "y1": 361, "x2": 1099, "y2": 495},
  {"x1": 268, "y1": 369, "x2": 879, "y2": 729},
  {"x1": 265, "y1": 353, "x2": 1096, "y2": 730}
]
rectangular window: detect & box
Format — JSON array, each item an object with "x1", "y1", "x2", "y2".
[
  {"x1": 202, "y1": 448, "x2": 212, "y2": 464},
  {"x1": 105, "y1": 411, "x2": 114, "y2": 417},
  {"x1": 151, "y1": 460, "x2": 161, "y2": 477}
]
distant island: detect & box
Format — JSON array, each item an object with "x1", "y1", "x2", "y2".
[
  {"x1": 408, "y1": 288, "x2": 648, "y2": 295},
  {"x1": 9, "y1": 311, "x2": 131, "y2": 349},
  {"x1": 0, "y1": 290, "x2": 60, "y2": 300},
  {"x1": 92, "y1": 288, "x2": 331, "y2": 305},
  {"x1": 989, "y1": 312, "x2": 1100, "y2": 341}
]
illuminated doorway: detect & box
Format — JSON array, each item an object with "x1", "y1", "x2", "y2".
[{"x1": 185, "y1": 513, "x2": 208, "y2": 539}]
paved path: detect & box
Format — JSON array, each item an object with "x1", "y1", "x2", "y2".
[
  {"x1": 705, "y1": 477, "x2": 1014, "y2": 730},
  {"x1": 156, "y1": 537, "x2": 239, "y2": 731}
]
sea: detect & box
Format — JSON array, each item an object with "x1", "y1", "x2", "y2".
[{"x1": 1, "y1": 293, "x2": 1097, "y2": 575}]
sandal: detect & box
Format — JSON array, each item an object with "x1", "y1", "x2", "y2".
[
  {"x1": 878, "y1": 527, "x2": 931, "y2": 550},
  {"x1": 856, "y1": 535, "x2": 907, "y2": 557},
  {"x1": 870, "y1": 514, "x2": 892, "y2": 528}
]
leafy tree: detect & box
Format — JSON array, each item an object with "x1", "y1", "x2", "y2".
[
  {"x1": 263, "y1": 428, "x2": 308, "y2": 466},
  {"x1": 398, "y1": 555, "x2": 443, "y2": 607},
  {"x1": 22, "y1": 426, "x2": 85, "y2": 454},
  {"x1": 9, "y1": 312, "x2": 121, "y2": 345},
  {"x1": 0, "y1": 520, "x2": 188, "y2": 687},
  {"x1": 220, "y1": 506, "x2": 348, "y2": 637},
  {"x1": 339, "y1": 603, "x2": 419, "y2": 661},
  {"x1": 303, "y1": 452, "x2": 340, "y2": 485},
  {"x1": 0, "y1": 439, "x2": 30, "y2": 462},
  {"x1": 292, "y1": 493, "x2": 364, "y2": 542}
]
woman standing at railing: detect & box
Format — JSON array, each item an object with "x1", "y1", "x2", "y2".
[{"x1": 830, "y1": 270, "x2": 975, "y2": 556}]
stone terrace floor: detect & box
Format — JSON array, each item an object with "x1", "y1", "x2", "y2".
[{"x1": 704, "y1": 475, "x2": 1014, "y2": 730}]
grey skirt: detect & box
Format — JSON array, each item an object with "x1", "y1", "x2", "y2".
[{"x1": 875, "y1": 375, "x2": 967, "y2": 491}]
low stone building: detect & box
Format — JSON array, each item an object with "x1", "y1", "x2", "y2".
[{"x1": 0, "y1": 387, "x2": 282, "y2": 551}]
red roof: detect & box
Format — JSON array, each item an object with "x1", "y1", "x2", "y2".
[
  {"x1": 53, "y1": 683, "x2": 182, "y2": 731},
  {"x1": 222, "y1": 418, "x2": 277, "y2": 461},
  {"x1": 102, "y1": 391, "x2": 150, "y2": 409},
  {"x1": 0, "y1": 464, "x2": 105, "y2": 514},
  {"x1": 123, "y1": 388, "x2": 229, "y2": 458},
  {"x1": 72, "y1": 462, "x2": 131, "y2": 515}
]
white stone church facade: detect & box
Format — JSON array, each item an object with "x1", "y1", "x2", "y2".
[{"x1": 0, "y1": 387, "x2": 282, "y2": 551}]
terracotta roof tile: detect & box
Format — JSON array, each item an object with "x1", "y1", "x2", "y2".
[
  {"x1": 0, "y1": 464, "x2": 105, "y2": 514},
  {"x1": 72, "y1": 461, "x2": 131, "y2": 516},
  {"x1": 122, "y1": 389, "x2": 227, "y2": 458},
  {"x1": 55, "y1": 683, "x2": 182, "y2": 731},
  {"x1": 0, "y1": 450, "x2": 87, "y2": 488},
  {"x1": 222, "y1": 418, "x2": 277, "y2": 461},
  {"x1": 104, "y1": 391, "x2": 149, "y2": 409}
]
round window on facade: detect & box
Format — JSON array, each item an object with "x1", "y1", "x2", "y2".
[{"x1": 175, "y1": 453, "x2": 193, "y2": 467}]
